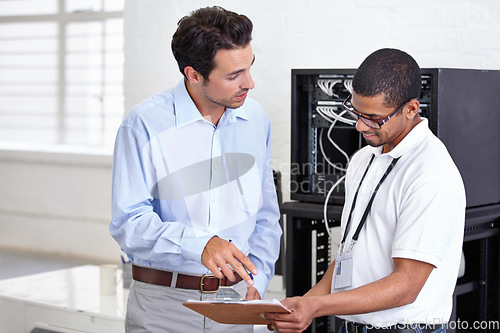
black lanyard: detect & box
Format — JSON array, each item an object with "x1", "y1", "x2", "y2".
[{"x1": 340, "y1": 154, "x2": 401, "y2": 253}]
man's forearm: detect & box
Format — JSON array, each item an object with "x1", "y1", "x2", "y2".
[
  {"x1": 304, "y1": 261, "x2": 335, "y2": 297},
  {"x1": 309, "y1": 258, "x2": 434, "y2": 318}
]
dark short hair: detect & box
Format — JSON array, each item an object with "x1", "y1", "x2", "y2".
[
  {"x1": 352, "y1": 48, "x2": 421, "y2": 107},
  {"x1": 171, "y1": 6, "x2": 253, "y2": 80}
]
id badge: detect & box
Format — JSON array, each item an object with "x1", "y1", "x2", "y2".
[{"x1": 333, "y1": 252, "x2": 353, "y2": 290}]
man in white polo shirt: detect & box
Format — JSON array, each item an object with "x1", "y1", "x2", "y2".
[{"x1": 265, "y1": 48, "x2": 465, "y2": 333}]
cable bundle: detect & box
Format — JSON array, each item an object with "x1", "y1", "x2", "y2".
[{"x1": 317, "y1": 79, "x2": 342, "y2": 97}]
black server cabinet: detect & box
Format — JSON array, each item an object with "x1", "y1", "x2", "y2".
[
  {"x1": 285, "y1": 68, "x2": 500, "y2": 333},
  {"x1": 291, "y1": 68, "x2": 500, "y2": 209},
  {"x1": 282, "y1": 201, "x2": 343, "y2": 333},
  {"x1": 453, "y1": 205, "x2": 500, "y2": 333}
]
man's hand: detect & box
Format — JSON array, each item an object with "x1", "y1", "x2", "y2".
[
  {"x1": 265, "y1": 296, "x2": 317, "y2": 333},
  {"x1": 201, "y1": 236, "x2": 257, "y2": 286},
  {"x1": 245, "y1": 286, "x2": 261, "y2": 300}
]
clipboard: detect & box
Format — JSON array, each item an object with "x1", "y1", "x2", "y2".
[{"x1": 183, "y1": 299, "x2": 292, "y2": 325}]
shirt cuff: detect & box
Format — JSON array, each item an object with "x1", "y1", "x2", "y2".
[
  {"x1": 252, "y1": 274, "x2": 270, "y2": 299},
  {"x1": 181, "y1": 228, "x2": 215, "y2": 263}
]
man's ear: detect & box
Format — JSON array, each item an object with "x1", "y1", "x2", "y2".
[
  {"x1": 184, "y1": 66, "x2": 203, "y2": 83},
  {"x1": 406, "y1": 99, "x2": 420, "y2": 119}
]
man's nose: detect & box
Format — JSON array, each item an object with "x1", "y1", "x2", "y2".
[{"x1": 242, "y1": 72, "x2": 255, "y2": 90}]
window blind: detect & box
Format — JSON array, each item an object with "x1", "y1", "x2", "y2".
[{"x1": 0, "y1": 0, "x2": 124, "y2": 148}]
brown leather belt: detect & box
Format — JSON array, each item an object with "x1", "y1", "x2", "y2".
[{"x1": 131, "y1": 264, "x2": 243, "y2": 293}]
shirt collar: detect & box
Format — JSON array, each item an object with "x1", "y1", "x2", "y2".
[
  {"x1": 174, "y1": 79, "x2": 204, "y2": 128},
  {"x1": 225, "y1": 106, "x2": 250, "y2": 122},
  {"x1": 174, "y1": 79, "x2": 250, "y2": 128},
  {"x1": 384, "y1": 118, "x2": 429, "y2": 159}
]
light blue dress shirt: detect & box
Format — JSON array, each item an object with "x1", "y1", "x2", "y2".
[{"x1": 110, "y1": 79, "x2": 282, "y2": 296}]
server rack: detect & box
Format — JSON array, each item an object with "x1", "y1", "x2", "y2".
[
  {"x1": 285, "y1": 68, "x2": 500, "y2": 333},
  {"x1": 282, "y1": 201, "x2": 343, "y2": 333},
  {"x1": 453, "y1": 205, "x2": 500, "y2": 333}
]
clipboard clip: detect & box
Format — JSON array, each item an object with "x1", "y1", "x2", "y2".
[{"x1": 215, "y1": 286, "x2": 243, "y2": 302}]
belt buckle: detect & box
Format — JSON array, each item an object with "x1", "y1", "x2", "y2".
[{"x1": 200, "y1": 274, "x2": 221, "y2": 293}]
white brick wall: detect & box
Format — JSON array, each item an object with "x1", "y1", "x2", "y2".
[{"x1": 124, "y1": 0, "x2": 500, "y2": 201}]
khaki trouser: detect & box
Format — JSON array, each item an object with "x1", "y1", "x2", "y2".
[{"x1": 125, "y1": 279, "x2": 254, "y2": 333}]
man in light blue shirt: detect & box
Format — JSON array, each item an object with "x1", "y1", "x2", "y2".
[{"x1": 110, "y1": 6, "x2": 282, "y2": 332}]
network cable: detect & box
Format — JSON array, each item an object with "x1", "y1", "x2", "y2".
[
  {"x1": 317, "y1": 79, "x2": 342, "y2": 98},
  {"x1": 316, "y1": 106, "x2": 356, "y2": 126},
  {"x1": 344, "y1": 79, "x2": 353, "y2": 93},
  {"x1": 317, "y1": 109, "x2": 354, "y2": 172},
  {"x1": 317, "y1": 109, "x2": 351, "y2": 246},
  {"x1": 315, "y1": 78, "x2": 354, "y2": 247},
  {"x1": 323, "y1": 174, "x2": 345, "y2": 247}
]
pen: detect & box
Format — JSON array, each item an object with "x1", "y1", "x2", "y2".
[
  {"x1": 247, "y1": 269, "x2": 254, "y2": 281},
  {"x1": 229, "y1": 239, "x2": 254, "y2": 280}
]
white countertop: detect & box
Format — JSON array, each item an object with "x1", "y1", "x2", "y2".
[
  {"x1": 0, "y1": 264, "x2": 284, "y2": 333},
  {"x1": 0, "y1": 265, "x2": 127, "y2": 321}
]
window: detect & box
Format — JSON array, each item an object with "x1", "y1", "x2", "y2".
[{"x1": 0, "y1": 0, "x2": 124, "y2": 148}]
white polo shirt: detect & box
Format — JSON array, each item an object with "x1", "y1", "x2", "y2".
[{"x1": 333, "y1": 118, "x2": 466, "y2": 327}]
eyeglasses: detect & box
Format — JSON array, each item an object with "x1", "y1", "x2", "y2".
[{"x1": 342, "y1": 94, "x2": 415, "y2": 129}]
